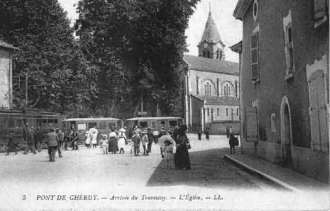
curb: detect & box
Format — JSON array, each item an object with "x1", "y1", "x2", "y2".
[{"x1": 224, "y1": 154, "x2": 298, "y2": 192}]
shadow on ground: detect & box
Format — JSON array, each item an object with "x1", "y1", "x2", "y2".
[{"x1": 146, "y1": 148, "x2": 259, "y2": 189}]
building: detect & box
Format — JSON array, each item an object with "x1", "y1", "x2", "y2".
[
  {"x1": 0, "y1": 40, "x2": 17, "y2": 109},
  {"x1": 183, "y1": 9, "x2": 240, "y2": 134},
  {"x1": 233, "y1": 0, "x2": 329, "y2": 182}
]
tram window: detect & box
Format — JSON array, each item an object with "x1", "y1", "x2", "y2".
[
  {"x1": 88, "y1": 122, "x2": 97, "y2": 129},
  {"x1": 99, "y1": 121, "x2": 107, "y2": 129},
  {"x1": 169, "y1": 121, "x2": 177, "y2": 126},
  {"x1": 77, "y1": 123, "x2": 86, "y2": 130},
  {"x1": 151, "y1": 121, "x2": 156, "y2": 129},
  {"x1": 42, "y1": 119, "x2": 47, "y2": 123},
  {"x1": 8, "y1": 118, "x2": 14, "y2": 127},
  {"x1": 108, "y1": 123, "x2": 115, "y2": 130},
  {"x1": 140, "y1": 121, "x2": 148, "y2": 128}
]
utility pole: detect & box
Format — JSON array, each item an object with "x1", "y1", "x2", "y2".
[{"x1": 25, "y1": 72, "x2": 28, "y2": 107}]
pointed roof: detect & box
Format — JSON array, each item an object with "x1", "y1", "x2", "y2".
[{"x1": 200, "y1": 10, "x2": 223, "y2": 44}]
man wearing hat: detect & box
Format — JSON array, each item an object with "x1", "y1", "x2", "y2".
[
  {"x1": 141, "y1": 130, "x2": 149, "y2": 156},
  {"x1": 132, "y1": 129, "x2": 141, "y2": 156}
]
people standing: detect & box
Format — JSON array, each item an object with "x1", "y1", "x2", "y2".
[
  {"x1": 108, "y1": 128, "x2": 118, "y2": 154},
  {"x1": 6, "y1": 131, "x2": 18, "y2": 155},
  {"x1": 47, "y1": 128, "x2": 58, "y2": 162},
  {"x1": 197, "y1": 128, "x2": 202, "y2": 141},
  {"x1": 158, "y1": 130, "x2": 176, "y2": 160},
  {"x1": 85, "y1": 131, "x2": 91, "y2": 148},
  {"x1": 56, "y1": 129, "x2": 64, "y2": 158},
  {"x1": 23, "y1": 122, "x2": 36, "y2": 154},
  {"x1": 71, "y1": 130, "x2": 79, "y2": 151},
  {"x1": 141, "y1": 130, "x2": 149, "y2": 156},
  {"x1": 147, "y1": 128, "x2": 153, "y2": 153},
  {"x1": 174, "y1": 125, "x2": 191, "y2": 170},
  {"x1": 118, "y1": 128, "x2": 127, "y2": 154},
  {"x1": 229, "y1": 134, "x2": 238, "y2": 154},
  {"x1": 132, "y1": 130, "x2": 141, "y2": 156},
  {"x1": 100, "y1": 134, "x2": 109, "y2": 154},
  {"x1": 205, "y1": 127, "x2": 210, "y2": 140},
  {"x1": 90, "y1": 127, "x2": 98, "y2": 148},
  {"x1": 34, "y1": 126, "x2": 42, "y2": 152}
]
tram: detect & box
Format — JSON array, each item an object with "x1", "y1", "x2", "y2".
[
  {"x1": 0, "y1": 109, "x2": 63, "y2": 149},
  {"x1": 125, "y1": 116, "x2": 183, "y2": 135},
  {"x1": 62, "y1": 117, "x2": 123, "y2": 142}
]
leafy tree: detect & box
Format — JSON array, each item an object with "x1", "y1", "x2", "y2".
[
  {"x1": 0, "y1": 0, "x2": 95, "y2": 114},
  {"x1": 75, "y1": 0, "x2": 199, "y2": 117}
]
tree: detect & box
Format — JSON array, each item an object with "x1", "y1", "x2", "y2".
[
  {"x1": 75, "y1": 0, "x2": 199, "y2": 117},
  {"x1": 0, "y1": 0, "x2": 95, "y2": 114}
]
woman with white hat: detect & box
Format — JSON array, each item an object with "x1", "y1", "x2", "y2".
[{"x1": 117, "y1": 128, "x2": 127, "y2": 154}]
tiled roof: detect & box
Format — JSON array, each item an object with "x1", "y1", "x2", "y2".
[
  {"x1": 184, "y1": 55, "x2": 239, "y2": 75},
  {"x1": 200, "y1": 12, "x2": 222, "y2": 43},
  {"x1": 0, "y1": 40, "x2": 18, "y2": 50}
]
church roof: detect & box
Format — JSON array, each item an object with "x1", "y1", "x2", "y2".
[
  {"x1": 183, "y1": 55, "x2": 239, "y2": 75},
  {"x1": 200, "y1": 12, "x2": 223, "y2": 44}
]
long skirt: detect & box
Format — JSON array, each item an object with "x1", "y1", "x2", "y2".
[
  {"x1": 174, "y1": 145, "x2": 191, "y2": 169},
  {"x1": 108, "y1": 139, "x2": 118, "y2": 153}
]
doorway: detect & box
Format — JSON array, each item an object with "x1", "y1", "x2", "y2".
[{"x1": 280, "y1": 96, "x2": 293, "y2": 166}]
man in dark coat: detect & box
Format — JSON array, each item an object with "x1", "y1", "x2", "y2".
[
  {"x1": 147, "y1": 128, "x2": 154, "y2": 153},
  {"x1": 6, "y1": 131, "x2": 18, "y2": 155},
  {"x1": 47, "y1": 128, "x2": 58, "y2": 162}
]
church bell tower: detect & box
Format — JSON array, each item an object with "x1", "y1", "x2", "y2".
[{"x1": 198, "y1": 5, "x2": 225, "y2": 60}]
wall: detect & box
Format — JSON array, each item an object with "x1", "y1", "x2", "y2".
[
  {"x1": 240, "y1": 0, "x2": 329, "y2": 182},
  {"x1": 204, "y1": 105, "x2": 239, "y2": 123},
  {"x1": 189, "y1": 69, "x2": 239, "y2": 98}
]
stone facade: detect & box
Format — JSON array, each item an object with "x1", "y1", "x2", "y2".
[{"x1": 234, "y1": 0, "x2": 329, "y2": 182}]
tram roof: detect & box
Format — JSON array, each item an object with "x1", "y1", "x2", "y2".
[
  {"x1": 126, "y1": 117, "x2": 182, "y2": 121},
  {"x1": 63, "y1": 117, "x2": 121, "y2": 122}
]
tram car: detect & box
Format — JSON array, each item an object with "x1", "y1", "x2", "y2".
[
  {"x1": 0, "y1": 109, "x2": 63, "y2": 151},
  {"x1": 125, "y1": 116, "x2": 183, "y2": 137},
  {"x1": 62, "y1": 117, "x2": 123, "y2": 143}
]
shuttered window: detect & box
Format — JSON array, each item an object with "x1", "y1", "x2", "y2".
[
  {"x1": 283, "y1": 11, "x2": 294, "y2": 77},
  {"x1": 196, "y1": 76, "x2": 199, "y2": 95},
  {"x1": 314, "y1": 0, "x2": 328, "y2": 21},
  {"x1": 251, "y1": 32, "x2": 259, "y2": 81}
]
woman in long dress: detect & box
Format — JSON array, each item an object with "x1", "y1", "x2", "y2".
[
  {"x1": 174, "y1": 125, "x2": 191, "y2": 170},
  {"x1": 90, "y1": 127, "x2": 98, "y2": 148},
  {"x1": 108, "y1": 129, "x2": 118, "y2": 154},
  {"x1": 85, "y1": 131, "x2": 91, "y2": 148}
]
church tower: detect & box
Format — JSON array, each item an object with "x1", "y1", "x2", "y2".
[{"x1": 198, "y1": 5, "x2": 225, "y2": 60}]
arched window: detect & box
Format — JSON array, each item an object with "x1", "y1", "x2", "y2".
[
  {"x1": 223, "y1": 83, "x2": 231, "y2": 96},
  {"x1": 205, "y1": 82, "x2": 212, "y2": 96}
]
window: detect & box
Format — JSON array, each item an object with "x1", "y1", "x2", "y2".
[
  {"x1": 226, "y1": 108, "x2": 228, "y2": 116},
  {"x1": 237, "y1": 108, "x2": 239, "y2": 116},
  {"x1": 207, "y1": 108, "x2": 210, "y2": 116},
  {"x1": 231, "y1": 108, "x2": 234, "y2": 120},
  {"x1": 217, "y1": 78, "x2": 220, "y2": 96},
  {"x1": 253, "y1": 0, "x2": 258, "y2": 20},
  {"x1": 271, "y1": 113, "x2": 276, "y2": 133},
  {"x1": 205, "y1": 82, "x2": 212, "y2": 96},
  {"x1": 251, "y1": 29, "x2": 259, "y2": 81},
  {"x1": 196, "y1": 76, "x2": 199, "y2": 95},
  {"x1": 217, "y1": 108, "x2": 220, "y2": 116},
  {"x1": 223, "y1": 83, "x2": 231, "y2": 96},
  {"x1": 235, "y1": 81, "x2": 238, "y2": 98},
  {"x1": 283, "y1": 11, "x2": 294, "y2": 78},
  {"x1": 314, "y1": 0, "x2": 328, "y2": 27}
]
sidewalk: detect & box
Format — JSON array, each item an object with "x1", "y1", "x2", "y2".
[{"x1": 224, "y1": 152, "x2": 328, "y2": 192}]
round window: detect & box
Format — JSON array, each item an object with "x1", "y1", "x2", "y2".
[{"x1": 253, "y1": 0, "x2": 258, "y2": 20}]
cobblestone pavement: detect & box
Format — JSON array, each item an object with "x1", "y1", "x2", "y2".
[{"x1": 0, "y1": 134, "x2": 327, "y2": 210}]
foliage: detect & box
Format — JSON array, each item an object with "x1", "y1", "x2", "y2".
[
  {"x1": 75, "y1": 0, "x2": 199, "y2": 117},
  {"x1": 0, "y1": 0, "x2": 95, "y2": 114}
]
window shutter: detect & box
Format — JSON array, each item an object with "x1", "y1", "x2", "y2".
[
  {"x1": 251, "y1": 32, "x2": 259, "y2": 80},
  {"x1": 314, "y1": 0, "x2": 328, "y2": 20}
]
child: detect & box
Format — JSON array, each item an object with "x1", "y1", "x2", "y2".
[
  {"x1": 163, "y1": 140, "x2": 175, "y2": 169},
  {"x1": 100, "y1": 134, "x2": 108, "y2": 154}
]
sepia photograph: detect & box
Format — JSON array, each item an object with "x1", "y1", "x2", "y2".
[{"x1": 0, "y1": 0, "x2": 329, "y2": 210}]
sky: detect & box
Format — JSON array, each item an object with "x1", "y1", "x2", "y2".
[{"x1": 58, "y1": 0, "x2": 242, "y2": 62}]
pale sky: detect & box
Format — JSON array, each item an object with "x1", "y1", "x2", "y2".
[{"x1": 58, "y1": 0, "x2": 242, "y2": 62}]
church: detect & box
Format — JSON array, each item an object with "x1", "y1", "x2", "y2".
[{"x1": 183, "y1": 10, "x2": 240, "y2": 134}]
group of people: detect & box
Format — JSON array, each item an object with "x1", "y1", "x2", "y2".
[{"x1": 98, "y1": 127, "x2": 129, "y2": 155}]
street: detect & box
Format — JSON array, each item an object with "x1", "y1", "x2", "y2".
[{"x1": 0, "y1": 134, "x2": 326, "y2": 210}]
